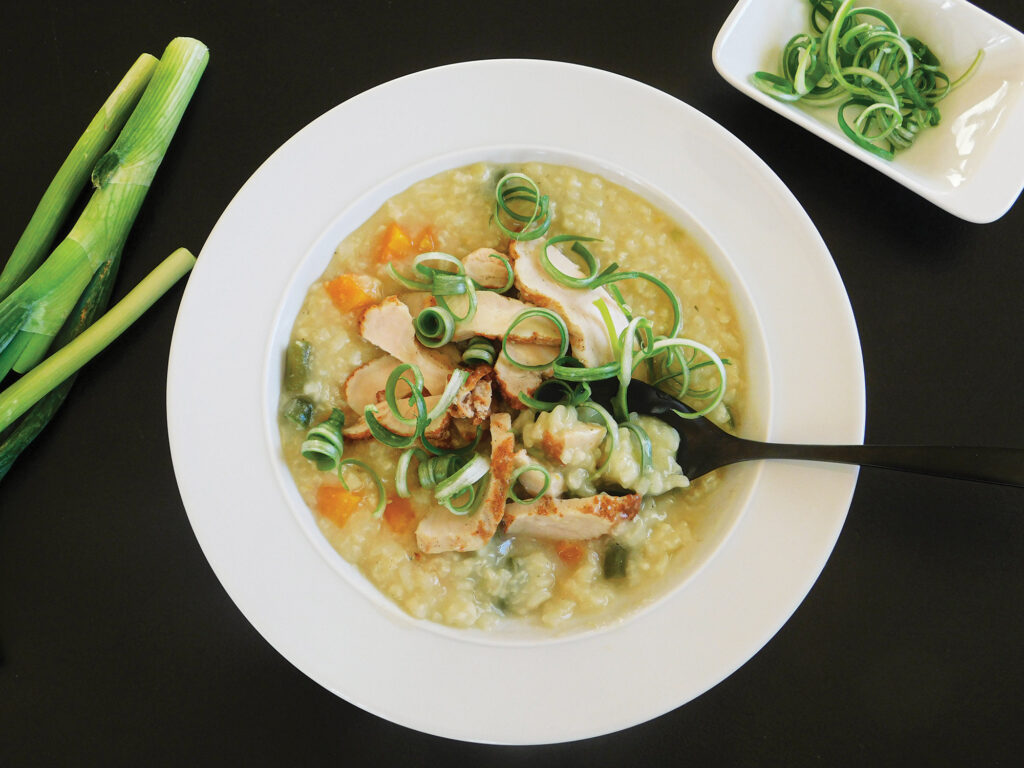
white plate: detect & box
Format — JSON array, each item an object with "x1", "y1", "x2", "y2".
[
  {"x1": 167, "y1": 60, "x2": 864, "y2": 744},
  {"x1": 713, "y1": 0, "x2": 1024, "y2": 223}
]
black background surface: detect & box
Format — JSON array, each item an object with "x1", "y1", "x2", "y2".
[{"x1": 2, "y1": 1, "x2": 1022, "y2": 765}]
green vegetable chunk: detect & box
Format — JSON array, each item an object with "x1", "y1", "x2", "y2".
[
  {"x1": 283, "y1": 397, "x2": 314, "y2": 428},
  {"x1": 603, "y1": 541, "x2": 629, "y2": 579},
  {"x1": 284, "y1": 339, "x2": 312, "y2": 393}
]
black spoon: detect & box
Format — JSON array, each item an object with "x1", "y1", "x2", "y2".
[{"x1": 577, "y1": 378, "x2": 1024, "y2": 487}]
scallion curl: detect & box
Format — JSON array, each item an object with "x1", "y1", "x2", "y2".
[
  {"x1": 508, "y1": 464, "x2": 551, "y2": 504},
  {"x1": 395, "y1": 447, "x2": 427, "y2": 498},
  {"x1": 338, "y1": 458, "x2": 386, "y2": 518},
  {"x1": 434, "y1": 453, "x2": 490, "y2": 502},
  {"x1": 751, "y1": 0, "x2": 984, "y2": 159},
  {"x1": 301, "y1": 408, "x2": 345, "y2": 472},
  {"x1": 462, "y1": 336, "x2": 496, "y2": 366},
  {"x1": 494, "y1": 173, "x2": 551, "y2": 241},
  {"x1": 501, "y1": 308, "x2": 568, "y2": 371},
  {"x1": 414, "y1": 306, "x2": 456, "y2": 348}
]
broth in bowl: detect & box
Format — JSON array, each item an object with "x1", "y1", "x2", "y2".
[{"x1": 278, "y1": 161, "x2": 748, "y2": 630}]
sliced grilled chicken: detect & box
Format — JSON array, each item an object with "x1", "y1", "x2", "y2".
[
  {"x1": 343, "y1": 355, "x2": 402, "y2": 411},
  {"x1": 463, "y1": 247, "x2": 511, "y2": 289},
  {"x1": 359, "y1": 296, "x2": 456, "y2": 394},
  {"x1": 403, "y1": 291, "x2": 562, "y2": 346},
  {"x1": 493, "y1": 341, "x2": 555, "y2": 408},
  {"x1": 343, "y1": 394, "x2": 452, "y2": 444},
  {"x1": 510, "y1": 449, "x2": 566, "y2": 498},
  {"x1": 415, "y1": 413, "x2": 516, "y2": 553},
  {"x1": 509, "y1": 239, "x2": 628, "y2": 367},
  {"x1": 502, "y1": 493, "x2": 642, "y2": 540}
]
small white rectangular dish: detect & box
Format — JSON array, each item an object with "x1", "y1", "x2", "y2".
[{"x1": 713, "y1": 0, "x2": 1024, "y2": 223}]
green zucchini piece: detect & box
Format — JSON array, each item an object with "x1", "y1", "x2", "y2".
[{"x1": 284, "y1": 339, "x2": 312, "y2": 393}]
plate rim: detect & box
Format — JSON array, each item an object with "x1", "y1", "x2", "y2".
[{"x1": 167, "y1": 58, "x2": 865, "y2": 744}]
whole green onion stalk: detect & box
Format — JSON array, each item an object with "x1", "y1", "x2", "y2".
[
  {"x1": 0, "y1": 248, "x2": 196, "y2": 436},
  {"x1": 0, "y1": 53, "x2": 158, "y2": 301},
  {"x1": 0, "y1": 37, "x2": 209, "y2": 379}
]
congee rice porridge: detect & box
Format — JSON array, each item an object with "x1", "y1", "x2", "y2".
[{"x1": 278, "y1": 161, "x2": 747, "y2": 630}]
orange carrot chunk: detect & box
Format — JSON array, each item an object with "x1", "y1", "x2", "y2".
[
  {"x1": 555, "y1": 540, "x2": 586, "y2": 566},
  {"x1": 383, "y1": 496, "x2": 417, "y2": 535},
  {"x1": 317, "y1": 484, "x2": 362, "y2": 529},
  {"x1": 325, "y1": 273, "x2": 380, "y2": 313},
  {"x1": 377, "y1": 222, "x2": 413, "y2": 263},
  {"x1": 413, "y1": 227, "x2": 436, "y2": 254}
]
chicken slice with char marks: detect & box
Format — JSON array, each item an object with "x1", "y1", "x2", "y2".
[
  {"x1": 509, "y1": 239, "x2": 628, "y2": 367},
  {"x1": 462, "y1": 247, "x2": 511, "y2": 289},
  {"x1": 502, "y1": 493, "x2": 641, "y2": 540},
  {"x1": 343, "y1": 355, "x2": 403, "y2": 411},
  {"x1": 359, "y1": 296, "x2": 456, "y2": 394},
  {"x1": 415, "y1": 413, "x2": 516, "y2": 553},
  {"x1": 403, "y1": 291, "x2": 563, "y2": 346}
]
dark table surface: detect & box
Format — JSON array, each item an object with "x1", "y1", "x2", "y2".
[{"x1": 2, "y1": 1, "x2": 1022, "y2": 765}]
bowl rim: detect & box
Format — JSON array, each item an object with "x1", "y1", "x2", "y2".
[{"x1": 167, "y1": 58, "x2": 864, "y2": 744}]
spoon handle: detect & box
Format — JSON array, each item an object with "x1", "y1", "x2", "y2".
[{"x1": 728, "y1": 440, "x2": 1024, "y2": 487}]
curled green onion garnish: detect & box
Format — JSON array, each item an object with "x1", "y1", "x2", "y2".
[
  {"x1": 414, "y1": 306, "x2": 456, "y2": 348},
  {"x1": 595, "y1": 298, "x2": 623, "y2": 359},
  {"x1": 501, "y1": 308, "x2": 568, "y2": 370},
  {"x1": 427, "y1": 368, "x2": 469, "y2": 421},
  {"x1": 652, "y1": 338, "x2": 729, "y2": 419},
  {"x1": 435, "y1": 277, "x2": 477, "y2": 323},
  {"x1": 383, "y1": 364, "x2": 425, "y2": 427},
  {"x1": 462, "y1": 336, "x2": 496, "y2": 366},
  {"x1": 301, "y1": 408, "x2": 345, "y2": 472},
  {"x1": 494, "y1": 173, "x2": 551, "y2": 241},
  {"x1": 395, "y1": 447, "x2": 427, "y2": 498},
  {"x1": 434, "y1": 453, "x2": 490, "y2": 502},
  {"x1": 338, "y1": 458, "x2": 386, "y2": 518},
  {"x1": 621, "y1": 417, "x2": 653, "y2": 477},
  {"x1": 540, "y1": 235, "x2": 606, "y2": 289},
  {"x1": 752, "y1": 0, "x2": 983, "y2": 160},
  {"x1": 442, "y1": 473, "x2": 489, "y2": 516},
  {"x1": 508, "y1": 464, "x2": 551, "y2": 504},
  {"x1": 418, "y1": 454, "x2": 458, "y2": 489},
  {"x1": 597, "y1": 270, "x2": 682, "y2": 339},
  {"x1": 365, "y1": 366, "x2": 428, "y2": 449},
  {"x1": 387, "y1": 252, "x2": 479, "y2": 324},
  {"x1": 576, "y1": 399, "x2": 619, "y2": 476},
  {"x1": 551, "y1": 355, "x2": 619, "y2": 382},
  {"x1": 519, "y1": 378, "x2": 592, "y2": 411},
  {"x1": 473, "y1": 253, "x2": 515, "y2": 293}
]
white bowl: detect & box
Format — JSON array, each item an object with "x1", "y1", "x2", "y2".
[
  {"x1": 713, "y1": 0, "x2": 1024, "y2": 222},
  {"x1": 167, "y1": 60, "x2": 864, "y2": 744}
]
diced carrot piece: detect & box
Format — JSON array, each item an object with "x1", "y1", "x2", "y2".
[
  {"x1": 413, "y1": 227, "x2": 436, "y2": 254},
  {"x1": 377, "y1": 222, "x2": 413, "y2": 263},
  {"x1": 317, "y1": 484, "x2": 362, "y2": 529},
  {"x1": 555, "y1": 540, "x2": 586, "y2": 566},
  {"x1": 325, "y1": 273, "x2": 381, "y2": 313},
  {"x1": 383, "y1": 496, "x2": 417, "y2": 535}
]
